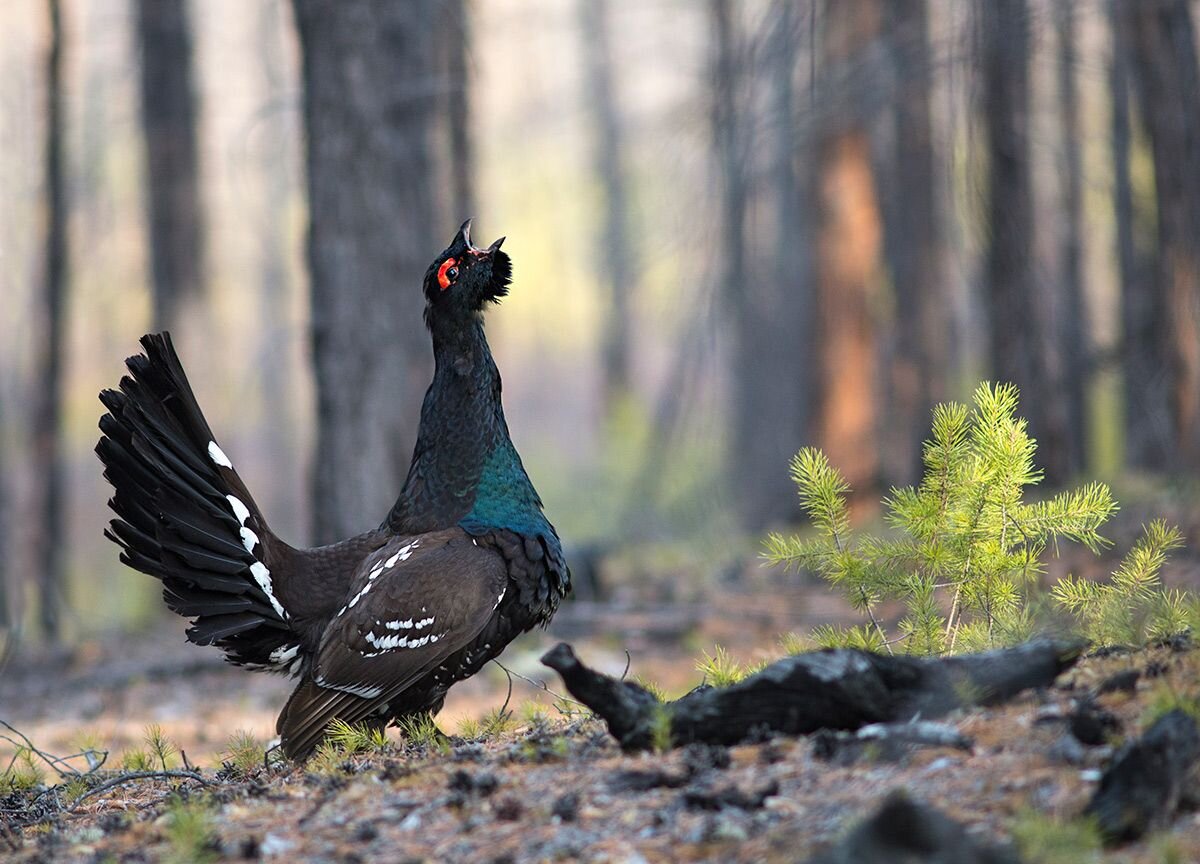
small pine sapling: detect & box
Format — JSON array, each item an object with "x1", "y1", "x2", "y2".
[
  {"x1": 765, "y1": 383, "x2": 1169, "y2": 653},
  {"x1": 1052, "y1": 520, "x2": 1195, "y2": 647}
]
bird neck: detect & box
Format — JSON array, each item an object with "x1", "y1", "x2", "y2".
[{"x1": 386, "y1": 316, "x2": 543, "y2": 536}]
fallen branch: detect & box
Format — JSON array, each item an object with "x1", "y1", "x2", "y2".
[
  {"x1": 1, "y1": 719, "x2": 107, "y2": 778},
  {"x1": 69, "y1": 770, "x2": 213, "y2": 810},
  {"x1": 540, "y1": 638, "x2": 1083, "y2": 751}
]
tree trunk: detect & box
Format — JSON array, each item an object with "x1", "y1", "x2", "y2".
[
  {"x1": 441, "y1": 0, "x2": 474, "y2": 221},
  {"x1": 1054, "y1": 0, "x2": 1088, "y2": 476},
  {"x1": 135, "y1": 0, "x2": 204, "y2": 332},
  {"x1": 1110, "y1": 0, "x2": 1170, "y2": 469},
  {"x1": 882, "y1": 0, "x2": 945, "y2": 486},
  {"x1": 292, "y1": 0, "x2": 445, "y2": 544},
  {"x1": 32, "y1": 0, "x2": 67, "y2": 642},
  {"x1": 812, "y1": 0, "x2": 883, "y2": 499},
  {"x1": 981, "y1": 0, "x2": 1070, "y2": 482},
  {"x1": 579, "y1": 0, "x2": 635, "y2": 414},
  {"x1": 254, "y1": 0, "x2": 301, "y2": 540},
  {"x1": 1124, "y1": 0, "x2": 1200, "y2": 470}
]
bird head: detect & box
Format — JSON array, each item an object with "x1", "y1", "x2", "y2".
[{"x1": 423, "y1": 219, "x2": 512, "y2": 322}]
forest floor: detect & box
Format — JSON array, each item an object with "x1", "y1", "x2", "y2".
[{"x1": 3, "y1": 570, "x2": 1200, "y2": 862}]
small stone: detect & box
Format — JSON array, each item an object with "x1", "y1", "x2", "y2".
[
  {"x1": 352, "y1": 821, "x2": 378, "y2": 842},
  {"x1": 260, "y1": 833, "x2": 294, "y2": 856},
  {"x1": 494, "y1": 795, "x2": 524, "y2": 821},
  {"x1": 1047, "y1": 733, "x2": 1086, "y2": 766},
  {"x1": 1097, "y1": 669, "x2": 1140, "y2": 695},
  {"x1": 552, "y1": 792, "x2": 579, "y2": 823},
  {"x1": 399, "y1": 811, "x2": 423, "y2": 831}
]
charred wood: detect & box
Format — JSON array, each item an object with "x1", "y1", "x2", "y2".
[{"x1": 540, "y1": 639, "x2": 1082, "y2": 752}]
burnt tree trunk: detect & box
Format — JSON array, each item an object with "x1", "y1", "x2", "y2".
[
  {"x1": 32, "y1": 0, "x2": 68, "y2": 642},
  {"x1": 579, "y1": 0, "x2": 635, "y2": 415},
  {"x1": 1110, "y1": 0, "x2": 1170, "y2": 469},
  {"x1": 882, "y1": 0, "x2": 946, "y2": 486},
  {"x1": 812, "y1": 0, "x2": 883, "y2": 498},
  {"x1": 1125, "y1": 0, "x2": 1200, "y2": 471},
  {"x1": 135, "y1": 0, "x2": 204, "y2": 332},
  {"x1": 292, "y1": 0, "x2": 445, "y2": 544},
  {"x1": 1054, "y1": 0, "x2": 1088, "y2": 476},
  {"x1": 981, "y1": 0, "x2": 1070, "y2": 482}
]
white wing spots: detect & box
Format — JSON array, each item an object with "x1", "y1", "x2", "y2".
[
  {"x1": 383, "y1": 619, "x2": 413, "y2": 630},
  {"x1": 250, "y1": 562, "x2": 287, "y2": 619},
  {"x1": 314, "y1": 674, "x2": 383, "y2": 699},
  {"x1": 337, "y1": 540, "x2": 422, "y2": 618},
  {"x1": 208, "y1": 440, "x2": 233, "y2": 469},
  {"x1": 494, "y1": 586, "x2": 506, "y2": 610},
  {"x1": 269, "y1": 644, "x2": 299, "y2": 665},
  {"x1": 415, "y1": 616, "x2": 434, "y2": 629},
  {"x1": 359, "y1": 630, "x2": 446, "y2": 658},
  {"x1": 240, "y1": 526, "x2": 259, "y2": 554},
  {"x1": 226, "y1": 494, "x2": 251, "y2": 526}
]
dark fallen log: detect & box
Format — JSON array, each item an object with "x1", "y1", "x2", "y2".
[
  {"x1": 1084, "y1": 708, "x2": 1200, "y2": 844},
  {"x1": 805, "y1": 792, "x2": 1020, "y2": 864},
  {"x1": 540, "y1": 639, "x2": 1083, "y2": 751}
]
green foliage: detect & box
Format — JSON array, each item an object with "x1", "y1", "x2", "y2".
[
  {"x1": 1141, "y1": 684, "x2": 1200, "y2": 728},
  {"x1": 2, "y1": 748, "x2": 44, "y2": 791},
  {"x1": 305, "y1": 740, "x2": 347, "y2": 776},
  {"x1": 1052, "y1": 521, "x2": 1194, "y2": 647},
  {"x1": 696, "y1": 644, "x2": 749, "y2": 687},
  {"x1": 221, "y1": 731, "x2": 266, "y2": 776},
  {"x1": 766, "y1": 383, "x2": 1186, "y2": 653},
  {"x1": 163, "y1": 796, "x2": 217, "y2": 864},
  {"x1": 648, "y1": 704, "x2": 674, "y2": 753},
  {"x1": 1010, "y1": 810, "x2": 1103, "y2": 864},
  {"x1": 143, "y1": 724, "x2": 178, "y2": 771},
  {"x1": 481, "y1": 707, "x2": 519, "y2": 738},
  {"x1": 326, "y1": 719, "x2": 390, "y2": 755},
  {"x1": 778, "y1": 632, "x2": 809, "y2": 656},
  {"x1": 121, "y1": 747, "x2": 155, "y2": 772},
  {"x1": 456, "y1": 716, "x2": 484, "y2": 741},
  {"x1": 396, "y1": 714, "x2": 447, "y2": 753}
]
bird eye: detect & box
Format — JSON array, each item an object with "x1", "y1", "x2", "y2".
[{"x1": 437, "y1": 258, "x2": 458, "y2": 290}]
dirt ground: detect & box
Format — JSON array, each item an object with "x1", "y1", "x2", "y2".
[{"x1": 3, "y1": 583, "x2": 1200, "y2": 862}]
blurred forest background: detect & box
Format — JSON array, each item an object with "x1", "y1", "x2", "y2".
[{"x1": 0, "y1": 0, "x2": 1198, "y2": 651}]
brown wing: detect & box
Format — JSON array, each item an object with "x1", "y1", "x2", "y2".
[{"x1": 277, "y1": 528, "x2": 508, "y2": 758}]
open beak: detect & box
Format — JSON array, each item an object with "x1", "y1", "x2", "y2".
[{"x1": 453, "y1": 218, "x2": 504, "y2": 259}]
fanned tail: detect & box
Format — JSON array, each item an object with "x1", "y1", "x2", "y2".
[{"x1": 97, "y1": 333, "x2": 302, "y2": 673}]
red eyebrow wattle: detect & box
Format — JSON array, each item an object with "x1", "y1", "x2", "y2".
[{"x1": 437, "y1": 258, "x2": 457, "y2": 291}]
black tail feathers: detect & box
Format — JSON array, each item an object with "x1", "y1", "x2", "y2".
[{"x1": 98, "y1": 333, "x2": 302, "y2": 673}]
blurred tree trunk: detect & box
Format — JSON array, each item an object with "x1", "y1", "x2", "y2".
[
  {"x1": 579, "y1": 0, "x2": 634, "y2": 415},
  {"x1": 254, "y1": 0, "x2": 300, "y2": 540},
  {"x1": 1124, "y1": 0, "x2": 1200, "y2": 470},
  {"x1": 1110, "y1": 0, "x2": 1170, "y2": 469},
  {"x1": 881, "y1": 0, "x2": 945, "y2": 486},
  {"x1": 442, "y1": 0, "x2": 474, "y2": 221},
  {"x1": 1054, "y1": 0, "x2": 1088, "y2": 475},
  {"x1": 0, "y1": 386, "x2": 9, "y2": 636},
  {"x1": 292, "y1": 0, "x2": 445, "y2": 544},
  {"x1": 135, "y1": 0, "x2": 204, "y2": 332},
  {"x1": 981, "y1": 0, "x2": 1071, "y2": 483},
  {"x1": 32, "y1": 0, "x2": 67, "y2": 642},
  {"x1": 812, "y1": 0, "x2": 883, "y2": 498},
  {"x1": 715, "y1": 0, "x2": 814, "y2": 530}
]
